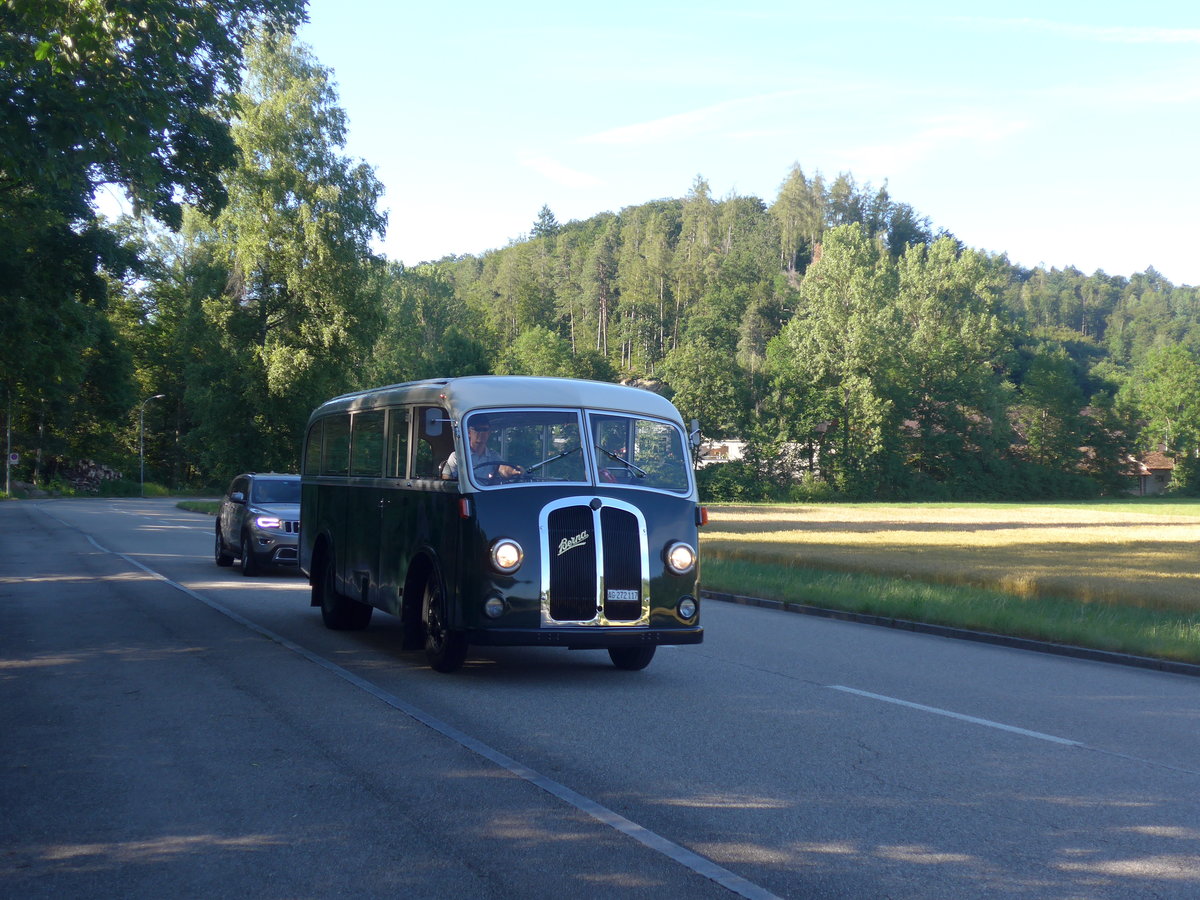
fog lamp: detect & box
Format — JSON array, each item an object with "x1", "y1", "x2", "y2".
[
  {"x1": 484, "y1": 595, "x2": 506, "y2": 618},
  {"x1": 678, "y1": 596, "x2": 698, "y2": 620}
]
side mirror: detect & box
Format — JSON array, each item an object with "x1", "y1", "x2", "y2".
[
  {"x1": 230, "y1": 491, "x2": 246, "y2": 504},
  {"x1": 688, "y1": 419, "x2": 702, "y2": 450},
  {"x1": 424, "y1": 407, "x2": 446, "y2": 437}
]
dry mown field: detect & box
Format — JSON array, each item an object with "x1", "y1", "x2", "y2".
[{"x1": 701, "y1": 503, "x2": 1200, "y2": 612}]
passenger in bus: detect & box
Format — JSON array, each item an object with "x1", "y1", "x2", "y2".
[{"x1": 441, "y1": 415, "x2": 523, "y2": 482}]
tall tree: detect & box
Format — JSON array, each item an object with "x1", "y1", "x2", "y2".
[
  {"x1": 825, "y1": 173, "x2": 864, "y2": 228},
  {"x1": 1125, "y1": 345, "x2": 1200, "y2": 458},
  {"x1": 183, "y1": 32, "x2": 386, "y2": 480},
  {"x1": 893, "y1": 238, "x2": 1012, "y2": 486},
  {"x1": 531, "y1": 204, "x2": 560, "y2": 238},
  {"x1": 661, "y1": 339, "x2": 749, "y2": 439},
  {"x1": 671, "y1": 176, "x2": 718, "y2": 346},
  {"x1": 365, "y1": 262, "x2": 490, "y2": 383},
  {"x1": 771, "y1": 164, "x2": 813, "y2": 275},
  {"x1": 1013, "y1": 347, "x2": 1086, "y2": 469},
  {"x1": 767, "y1": 224, "x2": 902, "y2": 492},
  {"x1": 0, "y1": 0, "x2": 303, "y2": 483},
  {"x1": 1, "y1": 0, "x2": 304, "y2": 226}
]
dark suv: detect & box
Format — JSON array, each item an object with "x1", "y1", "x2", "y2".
[{"x1": 214, "y1": 473, "x2": 301, "y2": 576}]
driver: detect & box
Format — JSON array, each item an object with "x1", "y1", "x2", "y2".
[{"x1": 441, "y1": 415, "x2": 523, "y2": 481}]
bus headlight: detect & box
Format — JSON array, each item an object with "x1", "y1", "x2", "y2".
[
  {"x1": 490, "y1": 538, "x2": 524, "y2": 573},
  {"x1": 678, "y1": 596, "x2": 698, "y2": 620},
  {"x1": 664, "y1": 541, "x2": 697, "y2": 575}
]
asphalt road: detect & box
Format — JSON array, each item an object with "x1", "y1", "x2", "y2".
[{"x1": 2, "y1": 498, "x2": 1198, "y2": 899}]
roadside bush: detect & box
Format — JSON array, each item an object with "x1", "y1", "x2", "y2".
[
  {"x1": 787, "y1": 473, "x2": 836, "y2": 502},
  {"x1": 697, "y1": 461, "x2": 769, "y2": 502},
  {"x1": 97, "y1": 479, "x2": 147, "y2": 497},
  {"x1": 1166, "y1": 457, "x2": 1200, "y2": 496}
]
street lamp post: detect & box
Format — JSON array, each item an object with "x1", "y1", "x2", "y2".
[{"x1": 139, "y1": 394, "x2": 165, "y2": 497}]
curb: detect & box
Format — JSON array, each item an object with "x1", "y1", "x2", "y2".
[{"x1": 701, "y1": 590, "x2": 1200, "y2": 679}]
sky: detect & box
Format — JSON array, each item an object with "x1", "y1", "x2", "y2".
[{"x1": 292, "y1": 1, "x2": 1200, "y2": 284}]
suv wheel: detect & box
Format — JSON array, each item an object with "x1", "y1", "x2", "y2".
[
  {"x1": 240, "y1": 533, "x2": 260, "y2": 577},
  {"x1": 215, "y1": 528, "x2": 234, "y2": 567}
]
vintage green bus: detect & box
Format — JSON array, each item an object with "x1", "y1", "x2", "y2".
[{"x1": 299, "y1": 375, "x2": 705, "y2": 672}]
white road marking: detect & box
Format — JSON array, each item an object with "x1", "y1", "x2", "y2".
[
  {"x1": 829, "y1": 685, "x2": 1200, "y2": 776},
  {"x1": 829, "y1": 685, "x2": 1082, "y2": 746}
]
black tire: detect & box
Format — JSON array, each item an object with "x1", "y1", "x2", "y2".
[
  {"x1": 214, "y1": 528, "x2": 234, "y2": 567},
  {"x1": 423, "y1": 575, "x2": 467, "y2": 673},
  {"x1": 608, "y1": 646, "x2": 656, "y2": 671},
  {"x1": 316, "y1": 554, "x2": 372, "y2": 630},
  {"x1": 240, "y1": 534, "x2": 260, "y2": 577}
]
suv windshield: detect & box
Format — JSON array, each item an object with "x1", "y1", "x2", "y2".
[{"x1": 251, "y1": 478, "x2": 301, "y2": 504}]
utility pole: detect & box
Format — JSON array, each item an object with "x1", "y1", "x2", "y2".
[
  {"x1": 140, "y1": 394, "x2": 166, "y2": 497},
  {"x1": 5, "y1": 397, "x2": 11, "y2": 497}
]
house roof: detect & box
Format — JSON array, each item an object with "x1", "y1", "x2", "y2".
[{"x1": 1129, "y1": 451, "x2": 1175, "y2": 476}]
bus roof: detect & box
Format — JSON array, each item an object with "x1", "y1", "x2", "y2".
[{"x1": 309, "y1": 376, "x2": 686, "y2": 424}]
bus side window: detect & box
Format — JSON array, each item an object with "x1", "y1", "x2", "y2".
[
  {"x1": 413, "y1": 405, "x2": 452, "y2": 478},
  {"x1": 351, "y1": 409, "x2": 385, "y2": 477},
  {"x1": 303, "y1": 420, "x2": 323, "y2": 475},
  {"x1": 387, "y1": 407, "x2": 410, "y2": 479},
  {"x1": 322, "y1": 414, "x2": 351, "y2": 476}
]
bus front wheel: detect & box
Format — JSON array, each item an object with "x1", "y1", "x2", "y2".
[
  {"x1": 608, "y1": 646, "x2": 656, "y2": 671},
  {"x1": 423, "y1": 577, "x2": 467, "y2": 673},
  {"x1": 316, "y1": 555, "x2": 372, "y2": 631}
]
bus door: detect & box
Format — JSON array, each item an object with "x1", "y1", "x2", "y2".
[
  {"x1": 375, "y1": 406, "x2": 412, "y2": 618},
  {"x1": 345, "y1": 408, "x2": 386, "y2": 608},
  {"x1": 378, "y1": 405, "x2": 458, "y2": 617},
  {"x1": 320, "y1": 412, "x2": 352, "y2": 589}
]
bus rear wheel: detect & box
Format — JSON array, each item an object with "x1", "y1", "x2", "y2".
[
  {"x1": 316, "y1": 554, "x2": 372, "y2": 631},
  {"x1": 423, "y1": 576, "x2": 467, "y2": 673},
  {"x1": 608, "y1": 646, "x2": 656, "y2": 671}
]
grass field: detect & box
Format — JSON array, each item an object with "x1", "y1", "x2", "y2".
[{"x1": 699, "y1": 500, "x2": 1200, "y2": 663}]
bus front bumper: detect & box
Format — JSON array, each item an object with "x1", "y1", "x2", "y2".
[{"x1": 465, "y1": 625, "x2": 703, "y2": 649}]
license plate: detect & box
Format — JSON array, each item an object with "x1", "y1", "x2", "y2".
[{"x1": 606, "y1": 589, "x2": 639, "y2": 602}]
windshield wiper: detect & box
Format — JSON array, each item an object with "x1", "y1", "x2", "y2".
[
  {"x1": 525, "y1": 445, "x2": 581, "y2": 474},
  {"x1": 594, "y1": 443, "x2": 646, "y2": 477}
]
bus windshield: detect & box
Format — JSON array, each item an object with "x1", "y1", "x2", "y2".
[
  {"x1": 461, "y1": 408, "x2": 690, "y2": 494},
  {"x1": 590, "y1": 412, "x2": 690, "y2": 493},
  {"x1": 463, "y1": 410, "x2": 587, "y2": 487}
]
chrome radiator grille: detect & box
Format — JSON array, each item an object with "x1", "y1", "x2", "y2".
[
  {"x1": 546, "y1": 505, "x2": 596, "y2": 621},
  {"x1": 541, "y1": 498, "x2": 649, "y2": 626}
]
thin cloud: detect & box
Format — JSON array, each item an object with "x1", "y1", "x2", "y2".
[
  {"x1": 960, "y1": 17, "x2": 1200, "y2": 45},
  {"x1": 846, "y1": 113, "x2": 1029, "y2": 173},
  {"x1": 579, "y1": 90, "x2": 805, "y2": 146},
  {"x1": 519, "y1": 155, "x2": 602, "y2": 188}
]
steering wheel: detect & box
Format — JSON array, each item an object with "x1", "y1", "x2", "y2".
[{"x1": 472, "y1": 460, "x2": 525, "y2": 483}]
